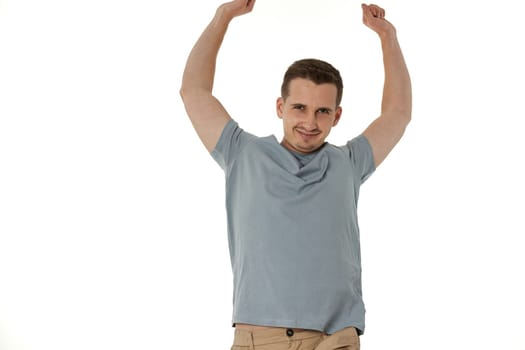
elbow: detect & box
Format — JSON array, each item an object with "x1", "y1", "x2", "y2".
[
  {"x1": 401, "y1": 111, "x2": 412, "y2": 130},
  {"x1": 395, "y1": 100, "x2": 412, "y2": 126},
  {"x1": 179, "y1": 86, "x2": 208, "y2": 101},
  {"x1": 179, "y1": 86, "x2": 195, "y2": 105},
  {"x1": 179, "y1": 75, "x2": 192, "y2": 100},
  {"x1": 399, "y1": 97, "x2": 412, "y2": 125},
  {"x1": 179, "y1": 86, "x2": 188, "y2": 101},
  {"x1": 179, "y1": 80, "x2": 195, "y2": 100},
  {"x1": 405, "y1": 110, "x2": 412, "y2": 125}
]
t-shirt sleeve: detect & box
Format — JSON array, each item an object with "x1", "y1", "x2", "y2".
[
  {"x1": 346, "y1": 134, "x2": 376, "y2": 184},
  {"x1": 211, "y1": 119, "x2": 257, "y2": 173}
]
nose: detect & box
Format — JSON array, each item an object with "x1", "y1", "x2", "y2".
[{"x1": 302, "y1": 112, "x2": 318, "y2": 130}]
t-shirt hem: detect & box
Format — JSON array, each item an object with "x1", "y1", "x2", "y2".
[{"x1": 232, "y1": 316, "x2": 365, "y2": 335}]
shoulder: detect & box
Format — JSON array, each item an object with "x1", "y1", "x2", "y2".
[{"x1": 333, "y1": 135, "x2": 375, "y2": 160}]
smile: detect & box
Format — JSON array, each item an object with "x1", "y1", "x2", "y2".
[{"x1": 295, "y1": 128, "x2": 320, "y2": 137}]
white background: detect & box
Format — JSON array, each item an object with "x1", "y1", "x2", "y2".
[{"x1": 1, "y1": 0, "x2": 524, "y2": 349}]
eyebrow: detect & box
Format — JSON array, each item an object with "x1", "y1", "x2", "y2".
[{"x1": 291, "y1": 103, "x2": 333, "y2": 112}]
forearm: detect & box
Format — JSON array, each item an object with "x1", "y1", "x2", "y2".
[
  {"x1": 379, "y1": 30, "x2": 412, "y2": 122},
  {"x1": 180, "y1": 8, "x2": 233, "y2": 94}
]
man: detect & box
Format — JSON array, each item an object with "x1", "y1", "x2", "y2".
[{"x1": 180, "y1": 1, "x2": 411, "y2": 349}]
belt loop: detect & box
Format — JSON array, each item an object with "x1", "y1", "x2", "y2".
[{"x1": 249, "y1": 331, "x2": 255, "y2": 350}]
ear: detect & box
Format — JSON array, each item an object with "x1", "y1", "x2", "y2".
[
  {"x1": 276, "y1": 97, "x2": 284, "y2": 119},
  {"x1": 333, "y1": 106, "x2": 342, "y2": 126}
]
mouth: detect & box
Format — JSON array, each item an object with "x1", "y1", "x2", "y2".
[{"x1": 295, "y1": 128, "x2": 321, "y2": 137}]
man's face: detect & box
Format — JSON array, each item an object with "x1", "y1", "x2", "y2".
[{"x1": 276, "y1": 78, "x2": 342, "y2": 154}]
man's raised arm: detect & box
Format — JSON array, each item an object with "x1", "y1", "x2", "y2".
[
  {"x1": 360, "y1": 4, "x2": 412, "y2": 168},
  {"x1": 180, "y1": 0, "x2": 255, "y2": 152}
]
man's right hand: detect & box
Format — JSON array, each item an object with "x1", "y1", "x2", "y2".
[{"x1": 218, "y1": 0, "x2": 256, "y2": 21}]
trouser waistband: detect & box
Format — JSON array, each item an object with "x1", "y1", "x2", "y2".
[{"x1": 233, "y1": 327, "x2": 325, "y2": 346}]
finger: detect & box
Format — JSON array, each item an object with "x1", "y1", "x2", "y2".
[
  {"x1": 361, "y1": 4, "x2": 368, "y2": 17},
  {"x1": 370, "y1": 4, "x2": 385, "y2": 18},
  {"x1": 361, "y1": 3, "x2": 372, "y2": 12},
  {"x1": 370, "y1": 5, "x2": 379, "y2": 17},
  {"x1": 243, "y1": 0, "x2": 255, "y2": 13},
  {"x1": 368, "y1": 4, "x2": 383, "y2": 17},
  {"x1": 361, "y1": 3, "x2": 372, "y2": 17}
]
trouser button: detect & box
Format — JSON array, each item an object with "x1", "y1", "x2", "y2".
[{"x1": 286, "y1": 328, "x2": 294, "y2": 337}]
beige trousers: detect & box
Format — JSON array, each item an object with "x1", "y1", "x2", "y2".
[{"x1": 231, "y1": 326, "x2": 360, "y2": 350}]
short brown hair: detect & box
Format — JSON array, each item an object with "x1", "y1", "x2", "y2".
[{"x1": 281, "y1": 58, "x2": 344, "y2": 106}]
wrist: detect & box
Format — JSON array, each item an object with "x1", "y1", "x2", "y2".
[
  {"x1": 378, "y1": 26, "x2": 396, "y2": 39},
  {"x1": 378, "y1": 26, "x2": 397, "y2": 41},
  {"x1": 216, "y1": 4, "x2": 235, "y2": 23}
]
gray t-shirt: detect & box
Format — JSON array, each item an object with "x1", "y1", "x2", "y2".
[{"x1": 212, "y1": 120, "x2": 375, "y2": 335}]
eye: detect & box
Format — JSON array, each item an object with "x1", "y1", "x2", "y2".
[
  {"x1": 317, "y1": 108, "x2": 330, "y2": 114},
  {"x1": 293, "y1": 105, "x2": 305, "y2": 110}
]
